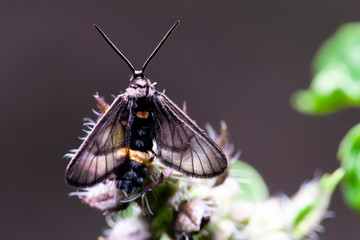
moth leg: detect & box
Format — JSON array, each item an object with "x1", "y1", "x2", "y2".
[{"x1": 141, "y1": 168, "x2": 173, "y2": 197}]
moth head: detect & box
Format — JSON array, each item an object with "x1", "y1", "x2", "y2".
[{"x1": 128, "y1": 70, "x2": 155, "y2": 98}]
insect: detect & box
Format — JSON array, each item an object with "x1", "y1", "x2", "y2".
[{"x1": 65, "y1": 21, "x2": 228, "y2": 194}]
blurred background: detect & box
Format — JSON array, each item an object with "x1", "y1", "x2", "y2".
[{"x1": 1, "y1": 1, "x2": 360, "y2": 239}]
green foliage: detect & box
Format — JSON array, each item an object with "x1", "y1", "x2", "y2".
[
  {"x1": 231, "y1": 161, "x2": 269, "y2": 202},
  {"x1": 292, "y1": 21, "x2": 360, "y2": 216},
  {"x1": 338, "y1": 124, "x2": 360, "y2": 213},
  {"x1": 292, "y1": 168, "x2": 344, "y2": 238},
  {"x1": 151, "y1": 207, "x2": 175, "y2": 238},
  {"x1": 292, "y1": 23, "x2": 360, "y2": 114}
]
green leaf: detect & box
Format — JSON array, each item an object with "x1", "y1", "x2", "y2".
[
  {"x1": 119, "y1": 205, "x2": 135, "y2": 218},
  {"x1": 231, "y1": 160, "x2": 269, "y2": 201},
  {"x1": 292, "y1": 22, "x2": 360, "y2": 114},
  {"x1": 338, "y1": 123, "x2": 360, "y2": 213},
  {"x1": 314, "y1": 23, "x2": 360, "y2": 77},
  {"x1": 292, "y1": 168, "x2": 344, "y2": 238},
  {"x1": 151, "y1": 207, "x2": 175, "y2": 238}
]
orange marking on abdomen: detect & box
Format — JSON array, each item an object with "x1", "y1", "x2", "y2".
[{"x1": 115, "y1": 148, "x2": 151, "y2": 166}]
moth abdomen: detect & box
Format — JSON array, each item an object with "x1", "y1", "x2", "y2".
[
  {"x1": 115, "y1": 159, "x2": 148, "y2": 194},
  {"x1": 130, "y1": 108, "x2": 154, "y2": 152},
  {"x1": 136, "y1": 128, "x2": 148, "y2": 137}
]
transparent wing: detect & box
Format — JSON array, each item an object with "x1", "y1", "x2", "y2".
[
  {"x1": 153, "y1": 92, "x2": 228, "y2": 177},
  {"x1": 65, "y1": 94, "x2": 132, "y2": 187}
]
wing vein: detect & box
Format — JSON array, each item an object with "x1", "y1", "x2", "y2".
[{"x1": 194, "y1": 134, "x2": 215, "y2": 173}]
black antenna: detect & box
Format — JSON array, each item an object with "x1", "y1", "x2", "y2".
[
  {"x1": 93, "y1": 24, "x2": 135, "y2": 73},
  {"x1": 142, "y1": 20, "x2": 180, "y2": 73}
]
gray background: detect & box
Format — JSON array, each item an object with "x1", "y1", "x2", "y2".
[{"x1": 1, "y1": 1, "x2": 360, "y2": 239}]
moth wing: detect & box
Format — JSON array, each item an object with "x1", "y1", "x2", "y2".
[
  {"x1": 154, "y1": 92, "x2": 228, "y2": 177},
  {"x1": 65, "y1": 94, "x2": 130, "y2": 188}
]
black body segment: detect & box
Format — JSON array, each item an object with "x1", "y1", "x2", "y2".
[
  {"x1": 130, "y1": 98, "x2": 154, "y2": 152},
  {"x1": 114, "y1": 160, "x2": 147, "y2": 194}
]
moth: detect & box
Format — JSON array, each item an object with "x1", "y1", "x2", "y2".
[{"x1": 65, "y1": 21, "x2": 228, "y2": 194}]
